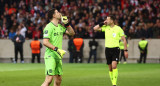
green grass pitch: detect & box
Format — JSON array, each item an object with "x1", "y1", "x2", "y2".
[{"x1": 0, "y1": 63, "x2": 160, "y2": 86}]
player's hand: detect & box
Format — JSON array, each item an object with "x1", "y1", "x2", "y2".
[
  {"x1": 104, "y1": 20, "x2": 107, "y2": 25},
  {"x1": 54, "y1": 47, "x2": 66, "y2": 58},
  {"x1": 57, "y1": 49, "x2": 66, "y2": 58},
  {"x1": 124, "y1": 51, "x2": 128, "y2": 58},
  {"x1": 61, "y1": 16, "x2": 68, "y2": 24}
]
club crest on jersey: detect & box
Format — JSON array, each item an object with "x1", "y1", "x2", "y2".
[
  {"x1": 113, "y1": 33, "x2": 116, "y2": 37},
  {"x1": 49, "y1": 69, "x2": 52, "y2": 73},
  {"x1": 45, "y1": 30, "x2": 48, "y2": 34}
]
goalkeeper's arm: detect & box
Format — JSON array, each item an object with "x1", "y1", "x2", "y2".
[
  {"x1": 61, "y1": 16, "x2": 75, "y2": 36},
  {"x1": 65, "y1": 26, "x2": 75, "y2": 36},
  {"x1": 43, "y1": 39, "x2": 55, "y2": 50},
  {"x1": 43, "y1": 39, "x2": 66, "y2": 58}
]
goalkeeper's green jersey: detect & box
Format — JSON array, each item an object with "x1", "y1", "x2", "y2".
[
  {"x1": 43, "y1": 22, "x2": 66, "y2": 55},
  {"x1": 101, "y1": 25, "x2": 124, "y2": 48}
]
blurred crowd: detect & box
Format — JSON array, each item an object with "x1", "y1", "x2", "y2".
[{"x1": 0, "y1": 0, "x2": 160, "y2": 40}]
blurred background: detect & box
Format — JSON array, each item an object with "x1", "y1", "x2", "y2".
[{"x1": 0, "y1": 0, "x2": 160, "y2": 63}]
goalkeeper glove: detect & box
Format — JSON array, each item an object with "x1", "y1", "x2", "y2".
[
  {"x1": 53, "y1": 47, "x2": 66, "y2": 59},
  {"x1": 61, "y1": 16, "x2": 70, "y2": 27},
  {"x1": 61, "y1": 16, "x2": 68, "y2": 24}
]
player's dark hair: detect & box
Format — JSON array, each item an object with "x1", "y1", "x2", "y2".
[
  {"x1": 109, "y1": 15, "x2": 116, "y2": 22},
  {"x1": 48, "y1": 8, "x2": 56, "y2": 20}
]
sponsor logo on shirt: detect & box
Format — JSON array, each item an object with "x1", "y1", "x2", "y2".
[{"x1": 54, "y1": 32, "x2": 63, "y2": 36}]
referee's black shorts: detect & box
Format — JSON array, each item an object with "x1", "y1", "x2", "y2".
[{"x1": 105, "y1": 47, "x2": 120, "y2": 65}]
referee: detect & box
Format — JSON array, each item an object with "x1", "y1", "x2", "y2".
[{"x1": 94, "y1": 15, "x2": 128, "y2": 86}]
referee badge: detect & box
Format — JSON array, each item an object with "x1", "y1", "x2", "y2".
[{"x1": 113, "y1": 33, "x2": 116, "y2": 37}]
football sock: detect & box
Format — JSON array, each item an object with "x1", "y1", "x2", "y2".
[
  {"x1": 113, "y1": 68, "x2": 118, "y2": 85},
  {"x1": 109, "y1": 71, "x2": 113, "y2": 85}
]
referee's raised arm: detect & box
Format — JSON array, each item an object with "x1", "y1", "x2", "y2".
[{"x1": 93, "y1": 22, "x2": 105, "y2": 31}]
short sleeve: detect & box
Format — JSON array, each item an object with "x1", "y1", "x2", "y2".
[
  {"x1": 59, "y1": 24, "x2": 67, "y2": 34},
  {"x1": 43, "y1": 25, "x2": 52, "y2": 39},
  {"x1": 101, "y1": 25, "x2": 106, "y2": 32},
  {"x1": 119, "y1": 27, "x2": 125, "y2": 37},
  {"x1": 101, "y1": 25, "x2": 110, "y2": 32}
]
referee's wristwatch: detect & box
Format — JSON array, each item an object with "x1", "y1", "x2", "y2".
[{"x1": 124, "y1": 50, "x2": 128, "y2": 52}]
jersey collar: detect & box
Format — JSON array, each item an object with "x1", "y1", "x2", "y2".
[{"x1": 50, "y1": 22, "x2": 58, "y2": 27}]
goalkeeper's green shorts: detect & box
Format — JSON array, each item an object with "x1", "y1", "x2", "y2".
[{"x1": 44, "y1": 52, "x2": 63, "y2": 75}]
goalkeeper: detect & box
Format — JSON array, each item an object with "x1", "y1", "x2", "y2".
[{"x1": 41, "y1": 8, "x2": 75, "y2": 86}]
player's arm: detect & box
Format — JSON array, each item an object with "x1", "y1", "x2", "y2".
[
  {"x1": 121, "y1": 36, "x2": 127, "y2": 51},
  {"x1": 121, "y1": 36, "x2": 128, "y2": 58},
  {"x1": 93, "y1": 23, "x2": 104, "y2": 31},
  {"x1": 65, "y1": 26, "x2": 75, "y2": 36},
  {"x1": 93, "y1": 21, "x2": 107, "y2": 31},
  {"x1": 138, "y1": 44, "x2": 143, "y2": 51},
  {"x1": 93, "y1": 25, "x2": 101, "y2": 31},
  {"x1": 138, "y1": 44, "x2": 144, "y2": 53},
  {"x1": 61, "y1": 16, "x2": 75, "y2": 36},
  {"x1": 43, "y1": 38, "x2": 56, "y2": 50},
  {"x1": 43, "y1": 38, "x2": 66, "y2": 58}
]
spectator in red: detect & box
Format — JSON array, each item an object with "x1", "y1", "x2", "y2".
[
  {"x1": 28, "y1": 22, "x2": 35, "y2": 31},
  {"x1": 8, "y1": 5, "x2": 16, "y2": 15},
  {"x1": 32, "y1": 26, "x2": 41, "y2": 39},
  {"x1": 30, "y1": 4, "x2": 35, "y2": 16}
]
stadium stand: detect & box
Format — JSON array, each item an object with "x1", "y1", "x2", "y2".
[{"x1": 0, "y1": 0, "x2": 159, "y2": 39}]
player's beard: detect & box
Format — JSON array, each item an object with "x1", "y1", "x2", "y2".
[
  {"x1": 56, "y1": 17, "x2": 61, "y2": 20},
  {"x1": 107, "y1": 21, "x2": 113, "y2": 26},
  {"x1": 56, "y1": 14, "x2": 61, "y2": 20},
  {"x1": 104, "y1": 22, "x2": 107, "y2": 25},
  {"x1": 107, "y1": 23, "x2": 111, "y2": 26}
]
